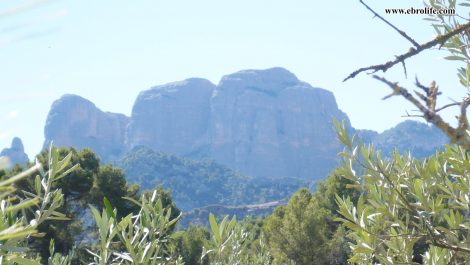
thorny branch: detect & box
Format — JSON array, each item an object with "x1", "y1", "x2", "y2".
[
  {"x1": 343, "y1": 22, "x2": 470, "y2": 82},
  {"x1": 344, "y1": 1, "x2": 470, "y2": 151},
  {"x1": 359, "y1": 0, "x2": 420, "y2": 48}
]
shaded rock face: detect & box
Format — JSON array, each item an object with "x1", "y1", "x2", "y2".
[
  {"x1": 127, "y1": 78, "x2": 215, "y2": 157},
  {"x1": 1, "y1": 137, "x2": 29, "y2": 168},
  {"x1": 43, "y1": 94, "x2": 129, "y2": 161},
  {"x1": 208, "y1": 68, "x2": 350, "y2": 179}
]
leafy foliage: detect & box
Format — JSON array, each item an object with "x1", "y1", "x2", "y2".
[
  {"x1": 16, "y1": 147, "x2": 142, "y2": 262},
  {"x1": 0, "y1": 146, "x2": 76, "y2": 264},
  {"x1": 425, "y1": 0, "x2": 470, "y2": 88},
  {"x1": 335, "y1": 121, "x2": 470, "y2": 264},
  {"x1": 85, "y1": 191, "x2": 184, "y2": 265}
]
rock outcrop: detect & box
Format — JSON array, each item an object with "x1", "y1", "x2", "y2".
[
  {"x1": 207, "y1": 68, "x2": 350, "y2": 179},
  {"x1": 0, "y1": 137, "x2": 29, "y2": 168},
  {"x1": 43, "y1": 94, "x2": 129, "y2": 161},
  {"x1": 127, "y1": 78, "x2": 215, "y2": 157},
  {"x1": 43, "y1": 67, "x2": 449, "y2": 181},
  {"x1": 124, "y1": 68, "x2": 351, "y2": 179}
]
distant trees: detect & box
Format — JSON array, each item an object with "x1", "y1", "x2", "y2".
[
  {"x1": 263, "y1": 181, "x2": 353, "y2": 265},
  {"x1": 177, "y1": 226, "x2": 210, "y2": 265},
  {"x1": 264, "y1": 189, "x2": 330, "y2": 264}
]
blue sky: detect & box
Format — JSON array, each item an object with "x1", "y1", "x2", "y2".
[{"x1": 0, "y1": 0, "x2": 465, "y2": 158}]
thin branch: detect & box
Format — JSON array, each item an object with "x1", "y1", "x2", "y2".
[
  {"x1": 415, "y1": 77, "x2": 429, "y2": 94},
  {"x1": 435, "y1": 102, "x2": 461, "y2": 112},
  {"x1": 434, "y1": 240, "x2": 470, "y2": 254},
  {"x1": 456, "y1": 97, "x2": 470, "y2": 141},
  {"x1": 401, "y1": 60, "x2": 408, "y2": 78},
  {"x1": 375, "y1": 161, "x2": 416, "y2": 214},
  {"x1": 359, "y1": 0, "x2": 420, "y2": 48},
  {"x1": 344, "y1": 22, "x2": 470, "y2": 81},
  {"x1": 372, "y1": 75, "x2": 470, "y2": 150},
  {"x1": 401, "y1": 114, "x2": 424, "y2": 118}
]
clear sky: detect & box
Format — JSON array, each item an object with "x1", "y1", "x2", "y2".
[{"x1": 0, "y1": 0, "x2": 465, "y2": 158}]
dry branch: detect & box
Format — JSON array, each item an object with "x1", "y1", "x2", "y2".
[
  {"x1": 373, "y1": 75, "x2": 470, "y2": 150},
  {"x1": 344, "y1": 22, "x2": 470, "y2": 82},
  {"x1": 359, "y1": 0, "x2": 420, "y2": 48}
]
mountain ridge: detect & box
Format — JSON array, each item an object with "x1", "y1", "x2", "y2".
[{"x1": 41, "y1": 67, "x2": 448, "y2": 181}]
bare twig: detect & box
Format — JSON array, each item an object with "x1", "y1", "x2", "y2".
[
  {"x1": 401, "y1": 60, "x2": 408, "y2": 78},
  {"x1": 435, "y1": 102, "x2": 461, "y2": 112},
  {"x1": 415, "y1": 77, "x2": 429, "y2": 94},
  {"x1": 359, "y1": 0, "x2": 420, "y2": 48},
  {"x1": 401, "y1": 114, "x2": 424, "y2": 118},
  {"x1": 344, "y1": 22, "x2": 470, "y2": 81}
]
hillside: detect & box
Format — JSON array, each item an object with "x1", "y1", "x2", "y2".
[{"x1": 117, "y1": 146, "x2": 306, "y2": 210}]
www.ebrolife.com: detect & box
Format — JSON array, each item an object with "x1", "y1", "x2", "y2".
[{"x1": 385, "y1": 7, "x2": 455, "y2": 15}]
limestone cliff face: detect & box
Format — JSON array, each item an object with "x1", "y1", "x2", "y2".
[
  {"x1": 126, "y1": 78, "x2": 215, "y2": 157},
  {"x1": 44, "y1": 68, "x2": 353, "y2": 179},
  {"x1": 0, "y1": 137, "x2": 28, "y2": 168},
  {"x1": 208, "y1": 68, "x2": 350, "y2": 179},
  {"x1": 124, "y1": 68, "x2": 351, "y2": 179},
  {"x1": 43, "y1": 68, "x2": 446, "y2": 181},
  {"x1": 43, "y1": 94, "x2": 129, "y2": 161}
]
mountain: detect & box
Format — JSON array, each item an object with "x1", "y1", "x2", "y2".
[
  {"x1": 374, "y1": 120, "x2": 448, "y2": 157},
  {"x1": 118, "y1": 146, "x2": 306, "y2": 211},
  {"x1": 204, "y1": 68, "x2": 350, "y2": 179},
  {"x1": 0, "y1": 137, "x2": 29, "y2": 169},
  {"x1": 42, "y1": 67, "x2": 449, "y2": 181},
  {"x1": 44, "y1": 68, "x2": 351, "y2": 180},
  {"x1": 43, "y1": 94, "x2": 130, "y2": 161},
  {"x1": 357, "y1": 120, "x2": 448, "y2": 158},
  {"x1": 127, "y1": 78, "x2": 215, "y2": 157}
]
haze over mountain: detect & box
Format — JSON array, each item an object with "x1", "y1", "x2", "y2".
[
  {"x1": 0, "y1": 137, "x2": 29, "y2": 169},
  {"x1": 39, "y1": 67, "x2": 448, "y2": 181}
]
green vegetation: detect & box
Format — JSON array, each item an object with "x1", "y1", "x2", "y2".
[
  {"x1": 334, "y1": 122, "x2": 470, "y2": 264},
  {"x1": 337, "y1": 0, "x2": 470, "y2": 263},
  {"x1": 1, "y1": 1, "x2": 469, "y2": 264},
  {"x1": 118, "y1": 146, "x2": 305, "y2": 210},
  {"x1": 0, "y1": 128, "x2": 467, "y2": 264}
]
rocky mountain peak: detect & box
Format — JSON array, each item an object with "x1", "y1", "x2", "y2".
[
  {"x1": 1, "y1": 137, "x2": 28, "y2": 168},
  {"x1": 42, "y1": 68, "x2": 448, "y2": 181},
  {"x1": 218, "y1": 67, "x2": 300, "y2": 95},
  {"x1": 10, "y1": 137, "x2": 25, "y2": 152},
  {"x1": 44, "y1": 94, "x2": 130, "y2": 161},
  {"x1": 127, "y1": 78, "x2": 216, "y2": 156}
]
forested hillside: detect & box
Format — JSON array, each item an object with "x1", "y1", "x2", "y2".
[{"x1": 118, "y1": 146, "x2": 306, "y2": 210}]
